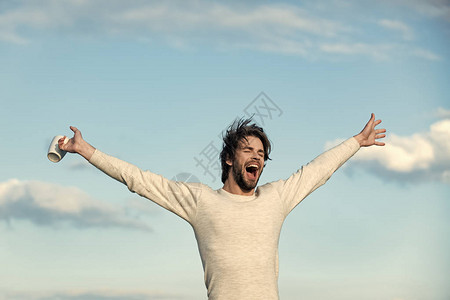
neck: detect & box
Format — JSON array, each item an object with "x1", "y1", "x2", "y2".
[{"x1": 222, "y1": 178, "x2": 255, "y2": 196}]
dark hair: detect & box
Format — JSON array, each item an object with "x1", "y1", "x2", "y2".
[{"x1": 220, "y1": 117, "x2": 272, "y2": 183}]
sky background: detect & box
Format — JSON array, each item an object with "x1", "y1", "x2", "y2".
[{"x1": 0, "y1": 0, "x2": 449, "y2": 299}]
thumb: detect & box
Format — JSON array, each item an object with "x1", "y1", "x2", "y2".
[{"x1": 69, "y1": 126, "x2": 83, "y2": 140}]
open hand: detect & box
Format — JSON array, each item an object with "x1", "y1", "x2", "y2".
[{"x1": 354, "y1": 113, "x2": 386, "y2": 147}]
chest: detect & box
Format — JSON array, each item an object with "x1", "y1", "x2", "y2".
[{"x1": 194, "y1": 197, "x2": 285, "y2": 245}]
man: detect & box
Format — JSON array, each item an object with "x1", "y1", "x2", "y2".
[{"x1": 59, "y1": 113, "x2": 386, "y2": 299}]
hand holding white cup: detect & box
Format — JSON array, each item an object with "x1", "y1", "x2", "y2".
[{"x1": 47, "y1": 135, "x2": 69, "y2": 163}]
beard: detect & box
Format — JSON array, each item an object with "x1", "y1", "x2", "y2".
[{"x1": 231, "y1": 159, "x2": 261, "y2": 192}]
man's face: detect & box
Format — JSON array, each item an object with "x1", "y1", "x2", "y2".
[{"x1": 227, "y1": 136, "x2": 265, "y2": 192}]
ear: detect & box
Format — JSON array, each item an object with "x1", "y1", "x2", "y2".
[{"x1": 226, "y1": 154, "x2": 233, "y2": 166}]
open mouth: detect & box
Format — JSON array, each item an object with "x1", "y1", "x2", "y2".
[{"x1": 245, "y1": 165, "x2": 259, "y2": 180}]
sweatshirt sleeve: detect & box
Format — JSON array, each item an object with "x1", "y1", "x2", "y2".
[
  {"x1": 89, "y1": 149, "x2": 201, "y2": 224},
  {"x1": 272, "y1": 137, "x2": 360, "y2": 216}
]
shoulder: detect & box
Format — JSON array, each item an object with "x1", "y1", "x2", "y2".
[{"x1": 256, "y1": 180, "x2": 283, "y2": 196}]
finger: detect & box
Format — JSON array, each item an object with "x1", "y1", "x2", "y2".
[
  {"x1": 375, "y1": 128, "x2": 386, "y2": 134},
  {"x1": 375, "y1": 141, "x2": 385, "y2": 146},
  {"x1": 363, "y1": 114, "x2": 375, "y2": 131},
  {"x1": 70, "y1": 126, "x2": 78, "y2": 133},
  {"x1": 375, "y1": 134, "x2": 386, "y2": 139},
  {"x1": 58, "y1": 136, "x2": 67, "y2": 150},
  {"x1": 374, "y1": 119, "x2": 382, "y2": 127}
]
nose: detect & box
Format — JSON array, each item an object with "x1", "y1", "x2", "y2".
[{"x1": 251, "y1": 151, "x2": 261, "y2": 161}]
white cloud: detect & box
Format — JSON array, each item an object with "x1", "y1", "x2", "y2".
[
  {"x1": 326, "y1": 118, "x2": 450, "y2": 184},
  {"x1": 378, "y1": 19, "x2": 414, "y2": 40},
  {"x1": 0, "y1": 179, "x2": 151, "y2": 230},
  {"x1": 106, "y1": 2, "x2": 345, "y2": 37},
  {"x1": 391, "y1": 0, "x2": 450, "y2": 21},
  {"x1": 319, "y1": 43, "x2": 393, "y2": 60},
  {"x1": 318, "y1": 42, "x2": 441, "y2": 62},
  {"x1": 411, "y1": 48, "x2": 442, "y2": 61},
  {"x1": 436, "y1": 107, "x2": 450, "y2": 118},
  {"x1": 0, "y1": 31, "x2": 29, "y2": 45},
  {"x1": 0, "y1": 0, "x2": 442, "y2": 61},
  {"x1": 355, "y1": 132, "x2": 435, "y2": 172},
  {"x1": 0, "y1": 1, "x2": 343, "y2": 52}
]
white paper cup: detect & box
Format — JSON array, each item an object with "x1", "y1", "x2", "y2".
[{"x1": 48, "y1": 135, "x2": 69, "y2": 163}]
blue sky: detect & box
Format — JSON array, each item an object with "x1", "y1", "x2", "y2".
[{"x1": 0, "y1": 1, "x2": 449, "y2": 299}]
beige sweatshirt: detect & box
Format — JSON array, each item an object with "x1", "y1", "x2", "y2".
[{"x1": 89, "y1": 137, "x2": 360, "y2": 299}]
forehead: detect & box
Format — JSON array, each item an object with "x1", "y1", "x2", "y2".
[{"x1": 238, "y1": 136, "x2": 264, "y2": 150}]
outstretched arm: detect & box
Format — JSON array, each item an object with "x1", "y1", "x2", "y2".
[
  {"x1": 353, "y1": 113, "x2": 386, "y2": 147},
  {"x1": 58, "y1": 126, "x2": 96, "y2": 160},
  {"x1": 57, "y1": 126, "x2": 199, "y2": 224},
  {"x1": 277, "y1": 113, "x2": 386, "y2": 214}
]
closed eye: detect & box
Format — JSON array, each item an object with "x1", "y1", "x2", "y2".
[{"x1": 241, "y1": 147, "x2": 264, "y2": 157}]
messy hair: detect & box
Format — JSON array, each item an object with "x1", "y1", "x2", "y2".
[{"x1": 220, "y1": 117, "x2": 272, "y2": 183}]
